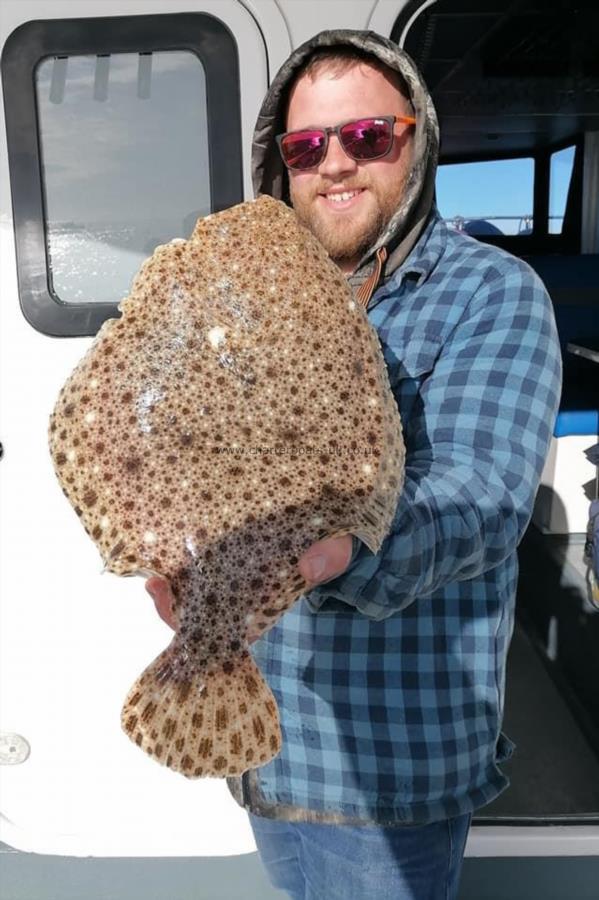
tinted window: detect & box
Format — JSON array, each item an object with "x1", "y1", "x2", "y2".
[
  {"x1": 1, "y1": 14, "x2": 242, "y2": 335},
  {"x1": 37, "y1": 51, "x2": 210, "y2": 305},
  {"x1": 436, "y1": 158, "x2": 535, "y2": 236}
]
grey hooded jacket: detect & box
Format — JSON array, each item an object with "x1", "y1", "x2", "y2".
[{"x1": 251, "y1": 29, "x2": 440, "y2": 299}]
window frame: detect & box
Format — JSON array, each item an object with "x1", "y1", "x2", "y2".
[
  {"x1": 1, "y1": 13, "x2": 243, "y2": 337},
  {"x1": 547, "y1": 141, "x2": 576, "y2": 235},
  {"x1": 436, "y1": 136, "x2": 584, "y2": 254}
]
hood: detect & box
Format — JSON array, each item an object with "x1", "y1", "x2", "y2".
[{"x1": 251, "y1": 29, "x2": 440, "y2": 289}]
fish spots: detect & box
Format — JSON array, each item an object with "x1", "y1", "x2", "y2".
[
  {"x1": 252, "y1": 716, "x2": 266, "y2": 745},
  {"x1": 245, "y1": 676, "x2": 259, "y2": 699},
  {"x1": 162, "y1": 719, "x2": 176, "y2": 740},
  {"x1": 124, "y1": 456, "x2": 141, "y2": 473},
  {"x1": 215, "y1": 707, "x2": 229, "y2": 731},
  {"x1": 49, "y1": 194, "x2": 404, "y2": 779},
  {"x1": 198, "y1": 737, "x2": 213, "y2": 759},
  {"x1": 177, "y1": 682, "x2": 192, "y2": 704},
  {"x1": 124, "y1": 715, "x2": 138, "y2": 734},
  {"x1": 83, "y1": 489, "x2": 98, "y2": 508},
  {"x1": 141, "y1": 702, "x2": 157, "y2": 724}
]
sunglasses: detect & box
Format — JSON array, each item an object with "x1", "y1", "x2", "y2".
[{"x1": 276, "y1": 115, "x2": 416, "y2": 171}]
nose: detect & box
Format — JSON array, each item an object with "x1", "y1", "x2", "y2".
[{"x1": 318, "y1": 134, "x2": 358, "y2": 179}]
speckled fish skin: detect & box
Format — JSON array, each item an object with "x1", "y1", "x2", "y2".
[{"x1": 48, "y1": 195, "x2": 405, "y2": 779}]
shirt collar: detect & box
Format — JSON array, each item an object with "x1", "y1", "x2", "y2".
[{"x1": 371, "y1": 209, "x2": 446, "y2": 306}]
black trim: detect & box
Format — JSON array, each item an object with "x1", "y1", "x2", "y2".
[
  {"x1": 390, "y1": 0, "x2": 427, "y2": 47},
  {"x1": 533, "y1": 148, "x2": 550, "y2": 239},
  {"x1": 1, "y1": 13, "x2": 243, "y2": 336},
  {"x1": 472, "y1": 814, "x2": 599, "y2": 826}
]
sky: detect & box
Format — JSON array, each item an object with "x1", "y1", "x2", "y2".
[{"x1": 436, "y1": 147, "x2": 575, "y2": 236}]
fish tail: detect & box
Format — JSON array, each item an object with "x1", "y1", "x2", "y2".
[{"x1": 121, "y1": 644, "x2": 281, "y2": 778}]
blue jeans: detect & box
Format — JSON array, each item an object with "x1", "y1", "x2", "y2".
[{"x1": 249, "y1": 810, "x2": 471, "y2": 900}]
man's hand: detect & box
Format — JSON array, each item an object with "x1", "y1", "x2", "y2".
[
  {"x1": 297, "y1": 534, "x2": 354, "y2": 585},
  {"x1": 146, "y1": 575, "x2": 177, "y2": 630},
  {"x1": 145, "y1": 534, "x2": 354, "y2": 633}
]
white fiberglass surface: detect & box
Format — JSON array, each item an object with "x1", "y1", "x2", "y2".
[
  {"x1": 0, "y1": 221, "x2": 256, "y2": 858},
  {"x1": 0, "y1": 0, "x2": 273, "y2": 857}
]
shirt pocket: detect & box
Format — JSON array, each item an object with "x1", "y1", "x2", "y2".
[{"x1": 384, "y1": 336, "x2": 443, "y2": 426}]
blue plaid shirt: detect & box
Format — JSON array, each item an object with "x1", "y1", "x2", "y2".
[{"x1": 227, "y1": 211, "x2": 562, "y2": 826}]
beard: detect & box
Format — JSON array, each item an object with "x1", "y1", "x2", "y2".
[
  {"x1": 289, "y1": 169, "x2": 408, "y2": 268},
  {"x1": 290, "y1": 188, "x2": 387, "y2": 264}
]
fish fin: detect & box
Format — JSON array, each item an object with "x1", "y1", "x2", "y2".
[{"x1": 121, "y1": 644, "x2": 281, "y2": 778}]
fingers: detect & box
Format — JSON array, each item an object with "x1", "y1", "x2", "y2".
[
  {"x1": 145, "y1": 575, "x2": 177, "y2": 630},
  {"x1": 298, "y1": 534, "x2": 353, "y2": 585},
  {"x1": 246, "y1": 621, "x2": 265, "y2": 645},
  {"x1": 145, "y1": 533, "x2": 355, "y2": 635}
]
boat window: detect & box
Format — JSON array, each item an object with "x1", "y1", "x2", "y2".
[
  {"x1": 1, "y1": 15, "x2": 242, "y2": 336},
  {"x1": 549, "y1": 145, "x2": 576, "y2": 235},
  {"x1": 436, "y1": 158, "x2": 535, "y2": 237},
  {"x1": 37, "y1": 51, "x2": 210, "y2": 307}
]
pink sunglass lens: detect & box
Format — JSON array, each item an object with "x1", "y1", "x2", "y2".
[
  {"x1": 281, "y1": 131, "x2": 326, "y2": 169},
  {"x1": 340, "y1": 119, "x2": 393, "y2": 160}
]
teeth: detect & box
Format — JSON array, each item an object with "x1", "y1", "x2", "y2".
[{"x1": 327, "y1": 190, "x2": 360, "y2": 203}]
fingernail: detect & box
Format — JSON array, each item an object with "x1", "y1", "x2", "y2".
[{"x1": 306, "y1": 554, "x2": 327, "y2": 581}]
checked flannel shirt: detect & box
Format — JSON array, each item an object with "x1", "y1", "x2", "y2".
[{"x1": 227, "y1": 210, "x2": 562, "y2": 826}]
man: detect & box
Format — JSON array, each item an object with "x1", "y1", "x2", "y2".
[{"x1": 148, "y1": 30, "x2": 562, "y2": 900}]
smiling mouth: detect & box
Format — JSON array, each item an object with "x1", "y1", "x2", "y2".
[{"x1": 320, "y1": 188, "x2": 365, "y2": 206}]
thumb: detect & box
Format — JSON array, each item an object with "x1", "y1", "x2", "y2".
[
  {"x1": 145, "y1": 576, "x2": 177, "y2": 630},
  {"x1": 298, "y1": 535, "x2": 353, "y2": 585}
]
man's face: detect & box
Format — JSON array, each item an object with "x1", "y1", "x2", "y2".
[{"x1": 285, "y1": 63, "x2": 415, "y2": 273}]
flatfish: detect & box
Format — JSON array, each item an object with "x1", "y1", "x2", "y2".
[{"x1": 48, "y1": 195, "x2": 405, "y2": 778}]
